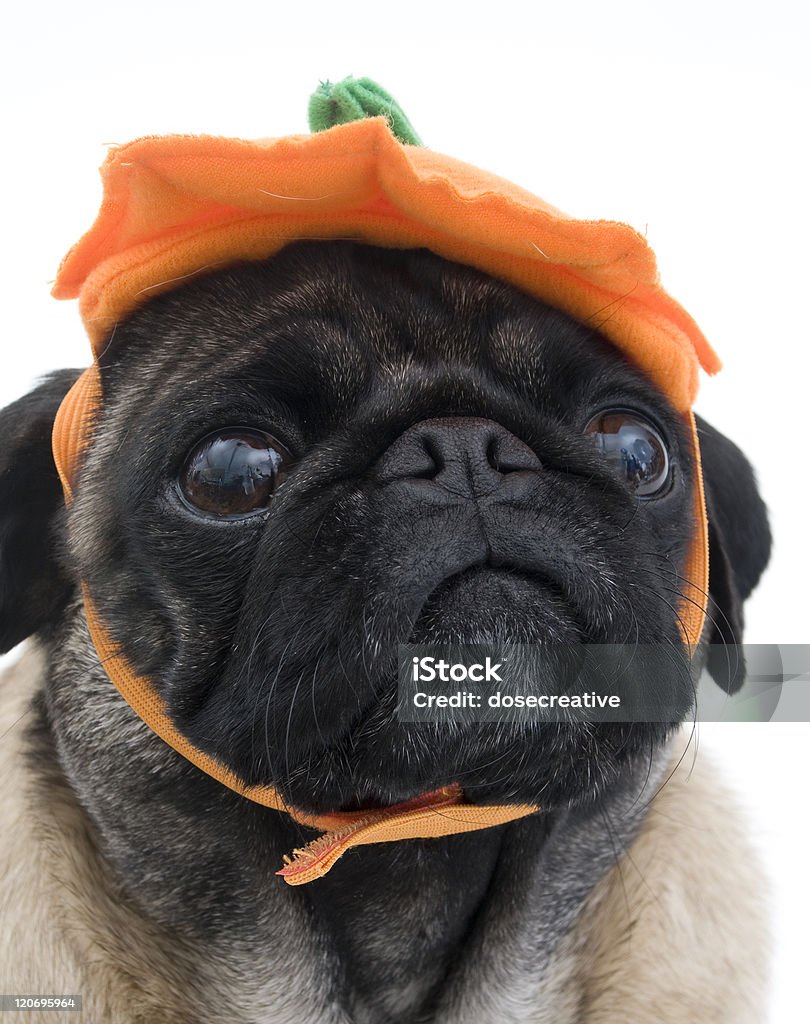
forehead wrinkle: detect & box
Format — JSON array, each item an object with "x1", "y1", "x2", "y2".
[
  {"x1": 437, "y1": 265, "x2": 513, "y2": 315},
  {"x1": 363, "y1": 280, "x2": 505, "y2": 372},
  {"x1": 487, "y1": 315, "x2": 551, "y2": 397}
]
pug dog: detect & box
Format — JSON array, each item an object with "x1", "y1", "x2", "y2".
[{"x1": 0, "y1": 240, "x2": 771, "y2": 1023}]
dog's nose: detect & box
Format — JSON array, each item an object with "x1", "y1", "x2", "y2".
[{"x1": 374, "y1": 417, "x2": 541, "y2": 494}]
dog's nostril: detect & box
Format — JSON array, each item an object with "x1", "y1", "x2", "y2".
[
  {"x1": 486, "y1": 431, "x2": 542, "y2": 474},
  {"x1": 421, "y1": 434, "x2": 444, "y2": 478},
  {"x1": 486, "y1": 435, "x2": 500, "y2": 471}
]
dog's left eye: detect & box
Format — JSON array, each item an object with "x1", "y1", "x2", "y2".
[
  {"x1": 584, "y1": 410, "x2": 670, "y2": 497},
  {"x1": 177, "y1": 428, "x2": 291, "y2": 517}
]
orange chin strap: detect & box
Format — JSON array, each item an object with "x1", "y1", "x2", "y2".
[{"x1": 49, "y1": 77, "x2": 712, "y2": 884}]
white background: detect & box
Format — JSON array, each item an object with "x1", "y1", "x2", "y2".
[{"x1": 1, "y1": 2, "x2": 808, "y2": 1019}]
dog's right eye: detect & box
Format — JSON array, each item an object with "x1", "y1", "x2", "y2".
[{"x1": 177, "y1": 428, "x2": 292, "y2": 518}]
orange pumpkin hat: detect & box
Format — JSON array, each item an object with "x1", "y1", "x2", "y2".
[{"x1": 50, "y1": 77, "x2": 717, "y2": 884}]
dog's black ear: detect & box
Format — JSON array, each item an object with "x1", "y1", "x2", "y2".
[
  {"x1": 695, "y1": 415, "x2": 772, "y2": 692},
  {"x1": 0, "y1": 370, "x2": 82, "y2": 653}
]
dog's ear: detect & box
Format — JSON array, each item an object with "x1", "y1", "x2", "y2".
[
  {"x1": 0, "y1": 370, "x2": 82, "y2": 653},
  {"x1": 695, "y1": 415, "x2": 772, "y2": 692}
]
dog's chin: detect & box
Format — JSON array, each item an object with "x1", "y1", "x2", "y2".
[
  {"x1": 407, "y1": 565, "x2": 583, "y2": 644},
  {"x1": 283, "y1": 716, "x2": 645, "y2": 819},
  {"x1": 275, "y1": 567, "x2": 614, "y2": 816}
]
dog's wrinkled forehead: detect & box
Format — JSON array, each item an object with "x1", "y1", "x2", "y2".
[{"x1": 97, "y1": 240, "x2": 678, "y2": 441}]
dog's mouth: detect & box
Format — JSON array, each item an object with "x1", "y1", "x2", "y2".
[{"x1": 408, "y1": 563, "x2": 582, "y2": 644}]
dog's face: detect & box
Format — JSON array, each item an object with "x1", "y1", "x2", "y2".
[{"x1": 0, "y1": 242, "x2": 771, "y2": 816}]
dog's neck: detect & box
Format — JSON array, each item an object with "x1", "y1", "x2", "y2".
[
  {"x1": 296, "y1": 824, "x2": 513, "y2": 1021},
  {"x1": 295, "y1": 786, "x2": 648, "y2": 1023},
  {"x1": 37, "y1": 628, "x2": 669, "y2": 1023}
]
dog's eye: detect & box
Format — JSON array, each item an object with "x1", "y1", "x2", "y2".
[
  {"x1": 584, "y1": 410, "x2": 669, "y2": 497},
  {"x1": 178, "y1": 428, "x2": 291, "y2": 517}
]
